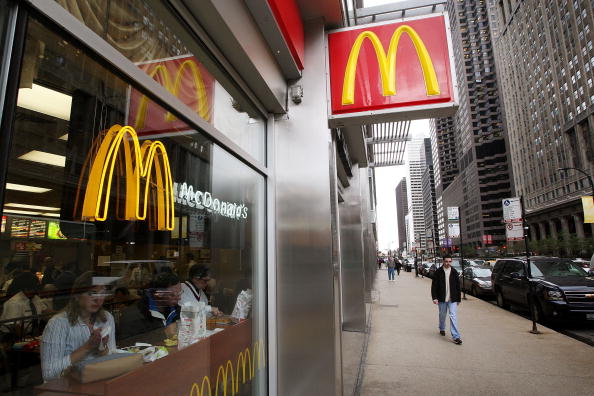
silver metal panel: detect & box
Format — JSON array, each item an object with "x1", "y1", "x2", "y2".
[
  {"x1": 359, "y1": 167, "x2": 374, "y2": 302},
  {"x1": 182, "y1": 0, "x2": 287, "y2": 114},
  {"x1": 0, "y1": 2, "x2": 18, "y2": 129},
  {"x1": 275, "y1": 18, "x2": 338, "y2": 396},
  {"x1": 266, "y1": 116, "x2": 278, "y2": 396},
  {"x1": 339, "y1": 163, "x2": 366, "y2": 332}
]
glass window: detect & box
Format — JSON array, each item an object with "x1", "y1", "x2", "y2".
[
  {"x1": 53, "y1": 0, "x2": 266, "y2": 163},
  {"x1": 0, "y1": 15, "x2": 265, "y2": 395}
]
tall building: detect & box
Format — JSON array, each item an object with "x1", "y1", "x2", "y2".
[
  {"x1": 420, "y1": 139, "x2": 439, "y2": 254},
  {"x1": 407, "y1": 133, "x2": 429, "y2": 251},
  {"x1": 491, "y1": 0, "x2": 594, "y2": 242},
  {"x1": 430, "y1": 117, "x2": 459, "y2": 242},
  {"x1": 434, "y1": 0, "x2": 513, "y2": 249},
  {"x1": 395, "y1": 177, "x2": 408, "y2": 251}
]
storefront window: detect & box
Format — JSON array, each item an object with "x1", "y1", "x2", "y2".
[
  {"x1": 0, "y1": 15, "x2": 266, "y2": 395},
  {"x1": 53, "y1": 0, "x2": 267, "y2": 163}
]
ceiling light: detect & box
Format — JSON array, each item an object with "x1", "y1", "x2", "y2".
[
  {"x1": 59, "y1": 134, "x2": 68, "y2": 140},
  {"x1": 3, "y1": 208, "x2": 43, "y2": 216},
  {"x1": 41, "y1": 213, "x2": 60, "y2": 218},
  {"x1": 6, "y1": 183, "x2": 51, "y2": 193},
  {"x1": 5, "y1": 203, "x2": 60, "y2": 211},
  {"x1": 19, "y1": 150, "x2": 66, "y2": 167},
  {"x1": 17, "y1": 84, "x2": 72, "y2": 121}
]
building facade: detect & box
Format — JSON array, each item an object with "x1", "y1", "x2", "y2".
[
  {"x1": 435, "y1": 0, "x2": 513, "y2": 249},
  {"x1": 491, "y1": 0, "x2": 594, "y2": 246},
  {"x1": 0, "y1": 1, "x2": 377, "y2": 395},
  {"x1": 420, "y1": 139, "x2": 439, "y2": 256},
  {"x1": 395, "y1": 177, "x2": 408, "y2": 252},
  {"x1": 407, "y1": 133, "x2": 429, "y2": 251}
]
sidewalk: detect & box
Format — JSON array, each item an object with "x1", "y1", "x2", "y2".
[{"x1": 358, "y1": 269, "x2": 594, "y2": 396}]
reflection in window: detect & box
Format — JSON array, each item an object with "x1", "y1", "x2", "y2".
[
  {"x1": 0, "y1": 16, "x2": 265, "y2": 395},
  {"x1": 54, "y1": 0, "x2": 266, "y2": 162}
]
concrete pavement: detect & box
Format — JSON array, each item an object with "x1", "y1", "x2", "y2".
[{"x1": 358, "y1": 269, "x2": 594, "y2": 396}]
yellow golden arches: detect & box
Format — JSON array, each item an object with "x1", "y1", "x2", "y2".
[
  {"x1": 135, "y1": 59, "x2": 211, "y2": 130},
  {"x1": 341, "y1": 25, "x2": 440, "y2": 105},
  {"x1": 188, "y1": 339, "x2": 266, "y2": 396},
  {"x1": 190, "y1": 377, "x2": 213, "y2": 396},
  {"x1": 79, "y1": 124, "x2": 174, "y2": 231},
  {"x1": 215, "y1": 360, "x2": 235, "y2": 396}
]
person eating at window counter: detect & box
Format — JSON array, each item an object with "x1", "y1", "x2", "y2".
[
  {"x1": 117, "y1": 272, "x2": 181, "y2": 345},
  {"x1": 0, "y1": 271, "x2": 47, "y2": 337},
  {"x1": 40, "y1": 272, "x2": 115, "y2": 382},
  {"x1": 180, "y1": 264, "x2": 221, "y2": 316}
]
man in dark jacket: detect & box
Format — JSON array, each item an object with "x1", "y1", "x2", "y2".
[{"x1": 431, "y1": 255, "x2": 462, "y2": 344}]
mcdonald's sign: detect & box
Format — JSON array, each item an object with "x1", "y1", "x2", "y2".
[
  {"x1": 74, "y1": 125, "x2": 174, "y2": 231},
  {"x1": 327, "y1": 14, "x2": 457, "y2": 127},
  {"x1": 128, "y1": 55, "x2": 214, "y2": 136}
]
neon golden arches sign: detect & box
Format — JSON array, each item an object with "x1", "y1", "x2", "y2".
[
  {"x1": 189, "y1": 340, "x2": 266, "y2": 396},
  {"x1": 135, "y1": 59, "x2": 211, "y2": 129},
  {"x1": 78, "y1": 124, "x2": 174, "y2": 231},
  {"x1": 341, "y1": 25, "x2": 440, "y2": 105}
]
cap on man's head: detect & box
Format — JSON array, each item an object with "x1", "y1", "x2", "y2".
[{"x1": 188, "y1": 264, "x2": 210, "y2": 280}]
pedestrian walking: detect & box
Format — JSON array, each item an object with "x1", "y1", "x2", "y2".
[
  {"x1": 431, "y1": 255, "x2": 462, "y2": 345},
  {"x1": 414, "y1": 257, "x2": 419, "y2": 277},
  {"x1": 387, "y1": 257, "x2": 396, "y2": 281},
  {"x1": 395, "y1": 258, "x2": 402, "y2": 276}
]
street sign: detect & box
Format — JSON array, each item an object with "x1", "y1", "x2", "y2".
[
  {"x1": 502, "y1": 197, "x2": 522, "y2": 223},
  {"x1": 505, "y1": 221, "x2": 524, "y2": 241},
  {"x1": 581, "y1": 196, "x2": 594, "y2": 223},
  {"x1": 448, "y1": 223, "x2": 460, "y2": 238},
  {"x1": 447, "y1": 206, "x2": 459, "y2": 221}
]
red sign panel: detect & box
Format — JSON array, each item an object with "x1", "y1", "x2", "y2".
[
  {"x1": 267, "y1": 0, "x2": 304, "y2": 70},
  {"x1": 128, "y1": 55, "x2": 215, "y2": 137},
  {"x1": 327, "y1": 14, "x2": 455, "y2": 118}
]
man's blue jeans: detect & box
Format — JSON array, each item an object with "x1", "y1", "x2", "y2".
[
  {"x1": 388, "y1": 267, "x2": 395, "y2": 280},
  {"x1": 438, "y1": 301, "x2": 460, "y2": 339}
]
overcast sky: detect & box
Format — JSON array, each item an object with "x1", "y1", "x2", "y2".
[{"x1": 375, "y1": 119, "x2": 430, "y2": 251}]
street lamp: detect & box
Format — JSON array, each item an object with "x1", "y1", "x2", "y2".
[{"x1": 558, "y1": 167, "x2": 594, "y2": 195}]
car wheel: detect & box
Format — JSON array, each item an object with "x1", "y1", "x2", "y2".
[
  {"x1": 496, "y1": 290, "x2": 509, "y2": 310},
  {"x1": 471, "y1": 285, "x2": 478, "y2": 297}
]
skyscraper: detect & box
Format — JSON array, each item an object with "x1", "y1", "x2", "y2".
[
  {"x1": 490, "y1": 0, "x2": 594, "y2": 242},
  {"x1": 433, "y1": 0, "x2": 513, "y2": 249},
  {"x1": 407, "y1": 133, "x2": 429, "y2": 251},
  {"x1": 421, "y1": 139, "x2": 439, "y2": 255},
  {"x1": 395, "y1": 177, "x2": 408, "y2": 252}
]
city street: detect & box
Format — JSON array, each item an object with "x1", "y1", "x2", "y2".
[{"x1": 357, "y1": 269, "x2": 594, "y2": 396}]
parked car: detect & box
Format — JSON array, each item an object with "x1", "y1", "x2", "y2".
[
  {"x1": 427, "y1": 263, "x2": 440, "y2": 278},
  {"x1": 572, "y1": 258, "x2": 590, "y2": 270},
  {"x1": 421, "y1": 262, "x2": 432, "y2": 277},
  {"x1": 403, "y1": 259, "x2": 412, "y2": 272},
  {"x1": 461, "y1": 267, "x2": 493, "y2": 297},
  {"x1": 491, "y1": 257, "x2": 594, "y2": 323}
]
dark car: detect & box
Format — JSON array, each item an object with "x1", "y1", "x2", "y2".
[
  {"x1": 427, "y1": 263, "x2": 440, "y2": 278},
  {"x1": 461, "y1": 266, "x2": 493, "y2": 297},
  {"x1": 421, "y1": 262, "x2": 432, "y2": 277},
  {"x1": 491, "y1": 257, "x2": 594, "y2": 323}
]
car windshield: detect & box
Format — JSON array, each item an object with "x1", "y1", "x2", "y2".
[
  {"x1": 451, "y1": 260, "x2": 462, "y2": 269},
  {"x1": 473, "y1": 268, "x2": 492, "y2": 277},
  {"x1": 530, "y1": 261, "x2": 589, "y2": 277}
]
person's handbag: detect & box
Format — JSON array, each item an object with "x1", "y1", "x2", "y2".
[{"x1": 69, "y1": 352, "x2": 143, "y2": 383}]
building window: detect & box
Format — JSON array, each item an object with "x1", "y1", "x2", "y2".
[{"x1": 0, "y1": 13, "x2": 266, "y2": 394}]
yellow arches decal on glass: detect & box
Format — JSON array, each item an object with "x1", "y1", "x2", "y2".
[
  {"x1": 75, "y1": 124, "x2": 174, "y2": 231},
  {"x1": 135, "y1": 59, "x2": 211, "y2": 129},
  {"x1": 341, "y1": 25, "x2": 440, "y2": 105},
  {"x1": 189, "y1": 340, "x2": 266, "y2": 396}
]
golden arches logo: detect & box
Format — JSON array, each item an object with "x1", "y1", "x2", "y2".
[
  {"x1": 189, "y1": 340, "x2": 266, "y2": 396},
  {"x1": 75, "y1": 124, "x2": 174, "y2": 231},
  {"x1": 135, "y1": 59, "x2": 211, "y2": 129},
  {"x1": 342, "y1": 25, "x2": 440, "y2": 105}
]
